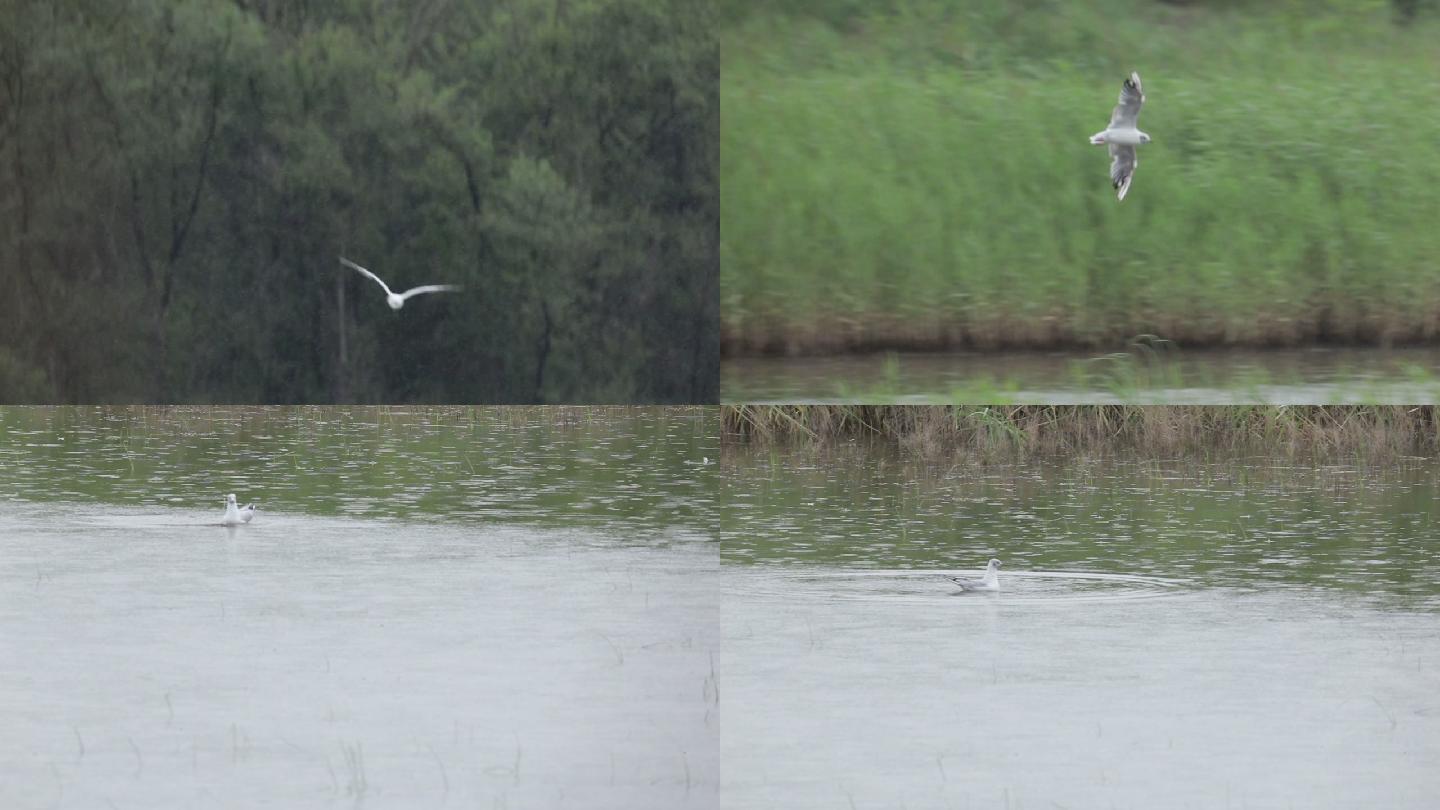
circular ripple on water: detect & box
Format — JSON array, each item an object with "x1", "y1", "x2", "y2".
[{"x1": 734, "y1": 569, "x2": 1192, "y2": 605}]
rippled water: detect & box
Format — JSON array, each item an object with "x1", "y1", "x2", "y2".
[
  {"x1": 0, "y1": 408, "x2": 719, "y2": 809},
  {"x1": 744, "y1": 568, "x2": 1190, "y2": 605},
  {"x1": 720, "y1": 445, "x2": 1440, "y2": 807},
  {"x1": 722, "y1": 346, "x2": 1440, "y2": 403},
  {"x1": 722, "y1": 445, "x2": 1440, "y2": 605},
  {"x1": 0, "y1": 407, "x2": 715, "y2": 529}
]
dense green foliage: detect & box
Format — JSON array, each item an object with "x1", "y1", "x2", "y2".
[
  {"x1": 0, "y1": 0, "x2": 717, "y2": 403},
  {"x1": 721, "y1": 0, "x2": 1440, "y2": 355}
]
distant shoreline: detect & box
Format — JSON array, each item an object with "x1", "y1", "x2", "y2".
[{"x1": 720, "y1": 331, "x2": 1440, "y2": 359}]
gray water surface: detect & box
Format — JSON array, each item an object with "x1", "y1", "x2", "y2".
[
  {"x1": 720, "y1": 449, "x2": 1440, "y2": 808},
  {"x1": 0, "y1": 408, "x2": 719, "y2": 809}
]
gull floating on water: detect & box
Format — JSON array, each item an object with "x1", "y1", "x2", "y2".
[
  {"x1": 340, "y1": 257, "x2": 461, "y2": 310},
  {"x1": 1088, "y1": 71, "x2": 1150, "y2": 200},
  {"x1": 222, "y1": 494, "x2": 257, "y2": 526},
  {"x1": 949, "y1": 558, "x2": 1002, "y2": 592}
]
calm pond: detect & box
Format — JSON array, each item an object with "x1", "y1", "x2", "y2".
[
  {"x1": 0, "y1": 407, "x2": 718, "y2": 809},
  {"x1": 722, "y1": 346, "x2": 1440, "y2": 404},
  {"x1": 720, "y1": 444, "x2": 1440, "y2": 808}
]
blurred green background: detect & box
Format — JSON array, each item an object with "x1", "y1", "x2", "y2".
[{"x1": 721, "y1": 0, "x2": 1440, "y2": 356}]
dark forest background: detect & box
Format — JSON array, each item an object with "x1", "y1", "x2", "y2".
[{"x1": 0, "y1": 0, "x2": 717, "y2": 403}]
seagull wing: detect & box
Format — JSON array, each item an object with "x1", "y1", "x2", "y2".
[
  {"x1": 1109, "y1": 143, "x2": 1137, "y2": 200},
  {"x1": 340, "y1": 257, "x2": 393, "y2": 296},
  {"x1": 949, "y1": 576, "x2": 984, "y2": 590},
  {"x1": 396, "y1": 284, "x2": 462, "y2": 302},
  {"x1": 1107, "y1": 71, "x2": 1144, "y2": 129}
]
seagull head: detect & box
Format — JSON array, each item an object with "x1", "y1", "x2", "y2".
[
  {"x1": 988, "y1": 558, "x2": 1002, "y2": 570},
  {"x1": 385, "y1": 294, "x2": 405, "y2": 310},
  {"x1": 1139, "y1": 132, "x2": 1152, "y2": 144},
  {"x1": 226, "y1": 493, "x2": 237, "y2": 507}
]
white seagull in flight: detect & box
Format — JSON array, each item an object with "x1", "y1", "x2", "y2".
[
  {"x1": 1088, "y1": 71, "x2": 1150, "y2": 200},
  {"x1": 340, "y1": 257, "x2": 461, "y2": 310}
]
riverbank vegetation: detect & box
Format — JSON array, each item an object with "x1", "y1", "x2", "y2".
[
  {"x1": 720, "y1": 342, "x2": 1440, "y2": 404},
  {"x1": 721, "y1": 0, "x2": 1440, "y2": 356},
  {"x1": 0, "y1": 0, "x2": 716, "y2": 403},
  {"x1": 722, "y1": 405, "x2": 1440, "y2": 457}
]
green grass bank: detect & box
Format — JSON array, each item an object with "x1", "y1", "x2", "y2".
[{"x1": 721, "y1": 0, "x2": 1440, "y2": 355}]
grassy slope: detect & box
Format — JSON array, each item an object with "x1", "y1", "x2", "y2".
[{"x1": 721, "y1": 1, "x2": 1440, "y2": 354}]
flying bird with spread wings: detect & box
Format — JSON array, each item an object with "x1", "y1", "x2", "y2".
[
  {"x1": 1088, "y1": 72, "x2": 1150, "y2": 201},
  {"x1": 339, "y1": 257, "x2": 462, "y2": 310}
]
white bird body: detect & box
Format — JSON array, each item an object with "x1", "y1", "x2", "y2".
[
  {"x1": 340, "y1": 257, "x2": 461, "y2": 310},
  {"x1": 222, "y1": 493, "x2": 246, "y2": 526},
  {"x1": 949, "y1": 558, "x2": 1002, "y2": 592},
  {"x1": 1088, "y1": 72, "x2": 1150, "y2": 200},
  {"x1": 1091, "y1": 128, "x2": 1148, "y2": 147}
]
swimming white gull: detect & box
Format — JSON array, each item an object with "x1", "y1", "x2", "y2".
[
  {"x1": 222, "y1": 494, "x2": 257, "y2": 526},
  {"x1": 949, "y1": 558, "x2": 1002, "y2": 592}
]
